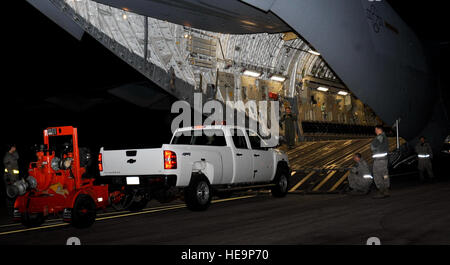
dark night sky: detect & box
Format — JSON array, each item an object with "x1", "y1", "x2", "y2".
[
  {"x1": 387, "y1": 0, "x2": 449, "y2": 43},
  {"x1": 2, "y1": 1, "x2": 448, "y2": 164}
]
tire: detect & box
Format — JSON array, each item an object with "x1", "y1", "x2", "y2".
[
  {"x1": 271, "y1": 166, "x2": 289, "y2": 198},
  {"x1": 71, "y1": 194, "x2": 96, "y2": 228},
  {"x1": 185, "y1": 174, "x2": 212, "y2": 211},
  {"x1": 79, "y1": 147, "x2": 92, "y2": 168},
  {"x1": 21, "y1": 213, "x2": 45, "y2": 228},
  {"x1": 128, "y1": 196, "x2": 149, "y2": 212}
]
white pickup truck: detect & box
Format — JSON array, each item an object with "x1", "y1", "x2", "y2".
[{"x1": 99, "y1": 125, "x2": 290, "y2": 211}]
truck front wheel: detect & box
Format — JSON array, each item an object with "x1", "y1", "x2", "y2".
[
  {"x1": 185, "y1": 174, "x2": 211, "y2": 211},
  {"x1": 271, "y1": 166, "x2": 289, "y2": 198}
]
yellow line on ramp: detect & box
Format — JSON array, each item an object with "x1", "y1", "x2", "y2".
[
  {"x1": 289, "y1": 171, "x2": 315, "y2": 192},
  {"x1": 329, "y1": 171, "x2": 351, "y2": 192},
  {"x1": 313, "y1": 170, "x2": 337, "y2": 192}
]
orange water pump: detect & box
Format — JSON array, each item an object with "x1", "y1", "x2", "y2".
[{"x1": 12, "y1": 126, "x2": 110, "y2": 228}]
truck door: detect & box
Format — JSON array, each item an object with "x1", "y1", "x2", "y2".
[
  {"x1": 230, "y1": 129, "x2": 254, "y2": 183},
  {"x1": 246, "y1": 130, "x2": 274, "y2": 182}
]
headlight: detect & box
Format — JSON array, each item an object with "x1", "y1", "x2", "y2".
[
  {"x1": 4, "y1": 168, "x2": 7, "y2": 173},
  {"x1": 12, "y1": 169, "x2": 19, "y2": 175},
  {"x1": 51, "y1": 157, "x2": 61, "y2": 171}
]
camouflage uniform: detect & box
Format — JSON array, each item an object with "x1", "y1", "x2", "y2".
[
  {"x1": 415, "y1": 141, "x2": 434, "y2": 180},
  {"x1": 281, "y1": 113, "x2": 297, "y2": 148},
  {"x1": 371, "y1": 132, "x2": 390, "y2": 193},
  {"x1": 348, "y1": 158, "x2": 373, "y2": 193}
]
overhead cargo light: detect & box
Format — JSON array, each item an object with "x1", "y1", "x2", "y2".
[
  {"x1": 241, "y1": 20, "x2": 257, "y2": 26},
  {"x1": 338, "y1": 91, "x2": 349, "y2": 96},
  {"x1": 270, "y1": 75, "x2": 286, "y2": 82},
  {"x1": 243, "y1": 70, "x2": 261, "y2": 78},
  {"x1": 283, "y1": 32, "x2": 298, "y2": 41},
  {"x1": 308, "y1": 50, "x2": 320, "y2": 56},
  {"x1": 317, "y1": 87, "x2": 329, "y2": 92}
]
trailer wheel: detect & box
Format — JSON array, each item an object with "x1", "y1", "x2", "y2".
[
  {"x1": 21, "y1": 213, "x2": 45, "y2": 228},
  {"x1": 72, "y1": 194, "x2": 96, "y2": 228},
  {"x1": 185, "y1": 174, "x2": 211, "y2": 211},
  {"x1": 271, "y1": 166, "x2": 289, "y2": 198}
]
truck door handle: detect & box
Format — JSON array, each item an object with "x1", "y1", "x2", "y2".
[
  {"x1": 127, "y1": 159, "x2": 136, "y2": 164},
  {"x1": 254, "y1": 154, "x2": 260, "y2": 157},
  {"x1": 182, "y1": 152, "x2": 191, "y2": 156},
  {"x1": 201, "y1": 158, "x2": 206, "y2": 161},
  {"x1": 236, "y1": 153, "x2": 243, "y2": 157}
]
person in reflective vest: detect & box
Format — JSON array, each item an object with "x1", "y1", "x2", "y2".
[
  {"x1": 3, "y1": 144, "x2": 19, "y2": 185},
  {"x1": 348, "y1": 153, "x2": 373, "y2": 195},
  {"x1": 3, "y1": 144, "x2": 19, "y2": 217},
  {"x1": 371, "y1": 125, "x2": 390, "y2": 199},
  {"x1": 415, "y1": 136, "x2": 434, "y2": 181}
]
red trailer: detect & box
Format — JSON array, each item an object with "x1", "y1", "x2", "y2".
[{"x1": 11, "y1": 126, "x2": 113, "y2": 228}]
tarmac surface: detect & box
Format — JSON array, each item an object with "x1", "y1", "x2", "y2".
[
  {"x1": 0, "y1": 139, "x2": 448, "y2": 245},
  {"x1": 1, "y1": 179, "x2": 449, "y2": 245}
]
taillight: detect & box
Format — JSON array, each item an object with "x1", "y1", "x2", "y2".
[
  {"x1": 98, "y1": 153, "x2": 103, "y2": 172},
  {"x1": 164, "y1": 150, "x2": 177, "y2": 169}
]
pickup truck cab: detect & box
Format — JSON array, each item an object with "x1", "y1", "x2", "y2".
[{"x1": 99, "y1": 125, "x2": 290, "y2": 211}]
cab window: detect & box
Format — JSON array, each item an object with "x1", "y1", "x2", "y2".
[
  {"x1": 246, "y1": 130, "x2": 267, "y2": 150},
  {"x1": 171, "y1": 129, "x2": 227, "y2": 146},
  {"x1": 192, "y1": 130, "x2": 226, "y2": 146},
  {"x1": 231, "y1": 129, "x2": 248, "y2": 149}
]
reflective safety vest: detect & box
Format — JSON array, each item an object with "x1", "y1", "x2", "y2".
[
  {"x1": 4, "y1": 168, "x2": 19, "y2": 175},
  {"x1": 371, "y1": 133, "x2": 389, "y2": 159}
]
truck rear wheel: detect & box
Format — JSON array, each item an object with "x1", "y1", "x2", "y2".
[
  {"x1": 271, "y1": 166, "x2": 289, "y2": 198},
  {"x1": 71, "y1": 194, "x2": 96, "y2": 228},
  {"x1": 128, "y1": 196, "x2": 149, "y2": 212},
  {"x1": 185, "y1": 174, "x2": 211, "y2": 211}
]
